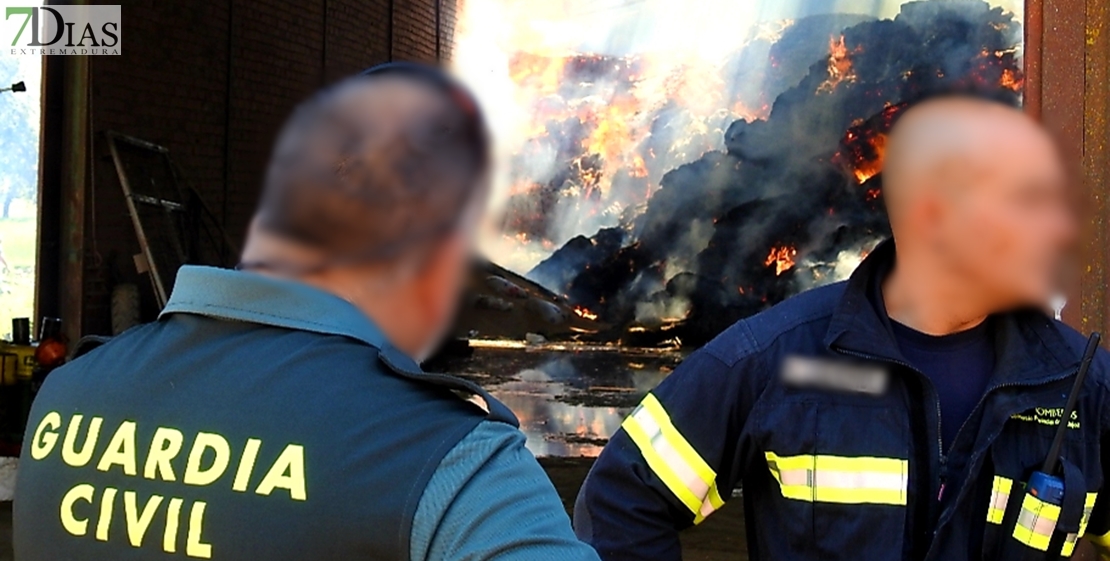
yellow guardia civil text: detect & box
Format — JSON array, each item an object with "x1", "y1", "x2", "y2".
[{"x1": 28, "y1": 411, "x2": 309, "y2": 558}]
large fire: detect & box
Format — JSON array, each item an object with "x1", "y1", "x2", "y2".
[
  {"x1": 456, "y1": 0, "x2": 1027, "y2": 345},
  {"x1": 454, "y1": 0, "x2": 786, "y2": 272},
  {"x1": 495, "y1": 51, "x2": 770, "y2": 252}
]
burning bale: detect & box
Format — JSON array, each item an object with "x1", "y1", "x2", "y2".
[
  {"x1": 473, "y1": 295, "x2": 515, "y2": 312},
  {"x1": 486, "y1": 275, "x2": 530, "y2": 299},
  {"x1": 489, "y1": 14, "x2": 884, "y2": 258},
  {"x1": 456, "y1": 261, "x2": 603, "y2": 340},
  {"x1": 516, "y1": 0, "x2": 1023, "y2": 346},
  {"x1": 527, "y1": 298, "x2": 570, "y2": 325}
]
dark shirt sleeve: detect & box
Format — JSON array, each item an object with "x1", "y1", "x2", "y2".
[
  {"x1": 573, "y1": 344, "x2": 766, "y2": 561},
  {"x1": 410, "y1": 421, "x2": 600, "y2": 561}
]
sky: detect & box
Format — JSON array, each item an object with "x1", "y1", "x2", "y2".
[{"x1": 0, "y1": 0, "x2": 43, "y2": 193}]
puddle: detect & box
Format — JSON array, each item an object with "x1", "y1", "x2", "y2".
[{"x1": 439, "y1": 348, "x2": 682, "y2": 457}]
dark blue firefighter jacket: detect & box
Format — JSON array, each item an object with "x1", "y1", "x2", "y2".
[{"x1": 576, "y1": 239, "x2": 1110, "y2": 561}]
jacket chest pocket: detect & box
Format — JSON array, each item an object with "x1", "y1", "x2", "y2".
[
  {"x1": 757, "y1": 398, "x2": 910, "y2": 559},
  {"x1": 981, "y1": 410, "x2": 1104, "y2": 559}
]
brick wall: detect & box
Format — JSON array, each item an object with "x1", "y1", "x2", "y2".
[
  {"x1": 325, "y1": 0, "x2": 393, "y2": 83},
  {"x1": 393, "y1": 0, "x2": 439, "y2": 62},
  {"x1": 73, "y1": 0, "x2": 457, "y2": 334},
  {"x1": 439, "y1": 0, "x2": 457, "y2": 62}
]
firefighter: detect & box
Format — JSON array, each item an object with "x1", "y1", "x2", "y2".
[
  {"x1": 574, "y1": 94, "x2": 1110, "y2": 560},
  {"x1": 15, "y1": 63, "x2": 600, "y2": 561}
]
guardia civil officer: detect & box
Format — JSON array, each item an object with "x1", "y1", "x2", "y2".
[
  {"x1": 15, "y1": 63, "x2": 601, "y2": 561},
  {"x1": 575, "y1": 95, "x2": 1110, "y2": 560}
]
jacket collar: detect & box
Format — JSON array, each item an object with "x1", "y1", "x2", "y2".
[
  {"x1": 823, "y1": 239, "x2": 1079, "y2": 385},
  {"x1": 160, "y1": 266, "x2": 520, "y2": 426},
  {"x1": 160, "y1": 266, "x2": 388, "y2": 350}
]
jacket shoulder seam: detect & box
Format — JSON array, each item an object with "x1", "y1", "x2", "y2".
[{"x1": 707, "y1": 308, "x2": 834, "y2": 368}]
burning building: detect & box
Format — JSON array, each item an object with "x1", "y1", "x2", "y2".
[{"x1": 456, "y1": 0, "x2": 1025, "y2": 346}]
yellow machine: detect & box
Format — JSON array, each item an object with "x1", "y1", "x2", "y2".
[{"x1": 0, "y1": 343, "x2": 35, "y2": 386}]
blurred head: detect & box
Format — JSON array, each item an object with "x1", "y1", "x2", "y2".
[
  {"x1": 241, "y1": 63, "x2": 491, "y2": 360},
  {"x1": 883, "y1": 95, "x2": 1077, "y2": 312}
]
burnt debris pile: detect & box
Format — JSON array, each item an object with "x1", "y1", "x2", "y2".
[{"x1": 525, "y1": 0, "x2": 1024, "y2": 346}]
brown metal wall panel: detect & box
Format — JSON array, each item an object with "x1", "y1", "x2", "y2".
[
  {"x1": 1036, "y1": 0, "x2": 1109, "y2": 336},
  {"x1": 1085, "y1": 0, "x2": 1110, "y2": 337}
]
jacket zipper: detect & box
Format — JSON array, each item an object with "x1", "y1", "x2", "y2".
[
  {"x1": 833, "y1": 343, "x2": 950, "y2": 561},
  {"x1": 832, "y1": 346, "x2": 946, "y2": 490}
]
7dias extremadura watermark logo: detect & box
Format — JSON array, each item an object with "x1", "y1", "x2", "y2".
[{"x1": 4, "y1": 5, "x2": 120, "y2": 55}]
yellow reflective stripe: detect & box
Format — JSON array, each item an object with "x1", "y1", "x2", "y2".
[
  {"x1": 622, "y1": 413, "x2": 702, "y2": 514},
  {"x1": 990, "y1": 480, "x2": 1098, "y2": 556},
  {"x1": 638, "y1": 394, "x2": 717, "y2": 488},
  {"x1": 987, "y1": 476, "x2": 1013, "y2": 524},
  {"x1": 622, "y1": 394, "x2": 723, "y2": 523},
  {"x1": 986, "y1": 476, "x2": 1097, "y2": 556},
  {"x1": 765, "y1": 452, "x2": 908, "y2": 506},
  {"x1": 1013, "y1": 493, "x2": 1061, "y2": 551},
  {"x1": 1061, "y1": 492, "x2": 1100, "y2": 557},
  {"x1": 696, "y1": 484, "x2": 725, "y2": 525}
]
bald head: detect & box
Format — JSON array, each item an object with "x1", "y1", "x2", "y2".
[
  {"x1": 255, "y1": 69, "x2": 490, "y2": 265},
  {"x1": 883, "y1": 96, "x2": 1053, "y2": 224},
  {"x1": 880, "y1": 95, "x2": 1076, "y2": 312}
]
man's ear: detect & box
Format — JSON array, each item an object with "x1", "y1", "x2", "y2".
[
  {"x1": 239, "y1": 216, "x2": 271, "y2": 263},
  {"x1": 916, "y1": 189, "x2": 946, "y2": 236},
  {"x1": 407, "y1": 240, "x2": 453, "y2": 319}
]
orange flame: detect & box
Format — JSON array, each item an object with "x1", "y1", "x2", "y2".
[
  {"x1": 629, "y1": 155, "x2": 648, "y2": 178},
  {"x1": 581, "y1": 100, "x2": 645, "y2": 180},
  {"x1": 731, "y1": 100, "x2": 771, "y2": 121},
  {"x1": 817, "y1": 35, "x2": 858, "y2": 94},
  {"x1": 999, "y1": 68, "x2": 1023, "y2": 92},
  {"x1": 573, "y1": 306, "x2": 599, "y2": 321},
  {"x1": 764, "y1": 245, "x2": 798, "y2": 276},
  {"x1": 853, "y1": 132, "x2": 887, "y2": 183}
]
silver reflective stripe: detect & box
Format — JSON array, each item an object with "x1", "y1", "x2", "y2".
[
  {"x1": 633, "y1": 408, "x2": 711, "y2": 500},
  {"x1": 986, "y1": 476, "x2": 1012, "y2": 525},
  {"x1": 765, "y1": 452, "x2": 908, "y2": 505},
  {"x1": 1016, "y1": 507, "x2": 1057, "y2": 537},
  {"x1": 1012, "y1": 493, "x2": 1060, "y2": 551},
  {"x1": 810, "y1": 470, "x2": 906, "y2": 490}
]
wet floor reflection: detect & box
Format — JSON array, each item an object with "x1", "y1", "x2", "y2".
[{"x1": 441, "y1": 348, "x2": 682, "y2": 457}]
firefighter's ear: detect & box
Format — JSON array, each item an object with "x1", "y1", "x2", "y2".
[{"x1": 918, "y1": 189, "x2": 945, "y2": 239}]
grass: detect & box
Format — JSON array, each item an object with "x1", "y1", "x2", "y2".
[{"x1": 0, "y1": 216, "x2": 36, "y2": 340}]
